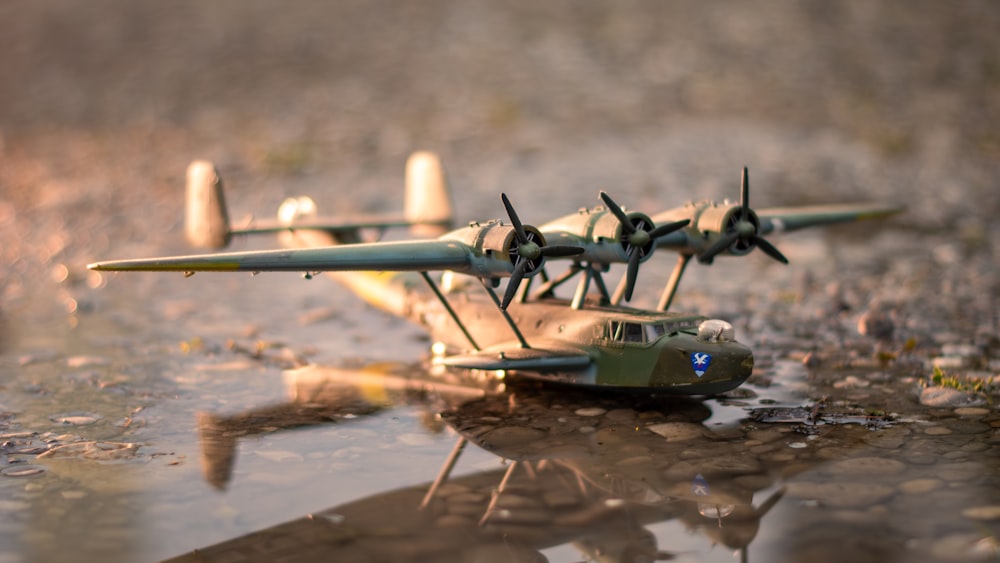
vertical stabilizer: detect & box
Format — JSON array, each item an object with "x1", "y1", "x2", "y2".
[
  {"x1": 185, "y1": 161, "x2": 232, "y2": 249},
  {"x1": 405, "y1": 151, "x2": 454, "y2": 237}
]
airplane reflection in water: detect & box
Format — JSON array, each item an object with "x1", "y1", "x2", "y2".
[{"x1": 169, "y1": 365, "x2": 788, "y2": 563}]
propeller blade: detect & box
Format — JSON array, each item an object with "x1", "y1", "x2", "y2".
[
  {"x1": 501, "y1": 259, "x2": 528, "y2": 309},
  {"x1": 648, "y1": 219, "x2": 691, "y2": 239},
  {"x1": 700, "y1": 231, "x2": 739, "y2": 262},
  {"x1": 501, "y1": 193, "x2": 528, "y2": 244},
  {"x1": 740, "y1": 167, "x2": 749, "y2": 223},
  {"x1": 600, "y1": 191, "x2": 636, "y2": 234},
  {"x1": 751, "y1": 235, "x2": 789, "y2": 264},
  {"x1": 540, "y1": 245, "x2": 586, "y2": 258},
  {"x1": 624, "y1": 248, "x2": 642, "y2": 302}
]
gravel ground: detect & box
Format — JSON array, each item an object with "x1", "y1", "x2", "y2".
[{"x1": 1, "y1": 2, "x2": 999, "y2": 562}]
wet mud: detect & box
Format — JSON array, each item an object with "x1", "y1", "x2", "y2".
[{"x1": 2, "y1": 2, "x2": 1000, "y2": 562}]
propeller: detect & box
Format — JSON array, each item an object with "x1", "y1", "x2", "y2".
[
  {"x1": 698, "y1": 167, "x2": 789, "y2": 265},
  {"x1": 501, "y1": 193, "x2": 584, "y2": 309},
  {"x1": 599, "y1": 191, "x2": 691, "y2": 302}
]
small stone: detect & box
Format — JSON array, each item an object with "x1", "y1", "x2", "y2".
[
  {"x1": 802, "y1": 352, "x2": 821, "y2": 368},
  {"x1": 858, "y1": 309, "x2": 894, "y2": 341},
  {"x1": 49, "y1": 413, "x2": 101, "y2": 426},
  {"x1": 785, "y1": 481, "x2": 895, "y2": 508},
  {"x1": 828, "y1": 456, "x2": 906, "y2": 476},
  {"x1": 646, "y1": 422, "x2": 704, "y2": 441},
  {"x1": 66, "y1": 356, "x2": 110, "y2": 368},
  {"x1": 574, "y1": 407, "x2": 606, "y2": 417},
  {"x1": 924, "y1": 425, "x2": 953, "y2": 436},
  {"x1": 931, "y1": 533, "x2": 996, "y2": 560},
  {"x1": 920, "y1": 387, "x2": 982, "y2": 408},
  {"x1": 932, "y1": 356, "x2": 970, "y2": 370},
  {"x1": 833, "y1": 375, "x2": 870, "y2": 389},
  {"x1": 961, "y1": 506, "x2": 1000, "y2": 521},
  {"x1": 954, "y1": 407, "x2": 990, "y2": 417},
  {"x1": 935, "y1": 462, "x2": 982, "y2": 482},
  {"x1": 898, "y1": 479, "x2": 942, "y2": 495},
  {"x1": 1, "y1": 465, "x2": 46, "y2": 477}
]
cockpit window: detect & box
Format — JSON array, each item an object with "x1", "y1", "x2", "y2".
[
  {"x1": 623, "y1": 322, "x2": 643, "y2": 343},
  {"x1": 644, "y1": 323, "x2": 666, "y2": 342},
  {"x1": 607, "y1": 321, "x2": 664, "y2": 344}
]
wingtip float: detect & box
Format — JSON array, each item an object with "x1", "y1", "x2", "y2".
[{"x1": 90, "y1": 152, "x2": 899, "y2": 394}]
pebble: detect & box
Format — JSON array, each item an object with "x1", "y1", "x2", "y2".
[
  {"x1": 646, "y1": 422, "x2": 704, "y2": 441},
  {"x1": 785, "y1": 481, "x2": 895, "y2": 508},
  {"x1": 574, "y1": 407, "x2": 606, "y2": 417},
  {"x1": 931, "y1": 533, "x2": 997, "y2": 561},
  {"x1": 932, "y1": 356, "x2": 971, "y2": 370},
  {"x1": 857, "y1": 309, "x2": 894, "y2": 340},
  {"x1": 833, "y1": 375, "x2": 869, "y2": 389},
  {"x1": 934, "y1": 462, "x2": 982, "y2": 481},
  {"x1": 898, "y1": 478, "x2": 943, "y2": 495},
  {"x1": 49, "y1": 413, "x2": 102, "y2": 426},
  {"x1": 954, "y1": 407, "x2": 990, "y2": 417},
  {"x1": 920, "y1": 386, "x2": 984, "y2": 408},
  {"x1": 66, "y1": 355, "x2": 111, "y2": 368},
  {"x1": 827, "y1": 457, "x2": 906, "y2": 476},
  {"x1": 961, "y1": 505, "x2": 1000, "y2": 521},
  {"x1": 1, "y1": 465, "x2": 46, "y2": 477}
]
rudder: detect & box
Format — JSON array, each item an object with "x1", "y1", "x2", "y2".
[
  {"x1": 404, "y1": 151, "x2": 454, "y2": 237},
  {"x1": 185, "y1": 161, "x2": 232, "y2": 249}
]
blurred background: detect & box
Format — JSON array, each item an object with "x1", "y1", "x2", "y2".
[{"x1": 2, "y1": 2, "x2": 998, "y2": 296}]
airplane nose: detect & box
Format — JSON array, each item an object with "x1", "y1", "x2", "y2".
[{"x1": 650, "y1": 338, "x2": 754, "y2": 393}]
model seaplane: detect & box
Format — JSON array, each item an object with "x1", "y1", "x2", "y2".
[{"x1": 89, "y1": 152, "x2": 898, "y2": 394}]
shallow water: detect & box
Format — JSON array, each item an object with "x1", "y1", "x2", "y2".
[{"x1": 2, "y1": 279, "x2": 998, "y2": 562}]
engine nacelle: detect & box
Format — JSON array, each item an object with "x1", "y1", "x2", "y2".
[
  {"x1": 539, "y1": 207, "x2": 657, "y2": 264},
  {"x1": 695, "y1": 204, "x2": 760, "y2": 257},
  {"x1": 443, "y1": 220, "x2": 547, "y2": 279}
]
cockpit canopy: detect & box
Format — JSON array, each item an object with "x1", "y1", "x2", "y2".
[
  {"x1": 604, "y1": 318, "x2": 736, "y2": 345},
  {"x1": 605, "y1": 318, "x2": 701, "y2": 344}
]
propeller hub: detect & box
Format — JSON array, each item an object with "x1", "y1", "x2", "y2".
[
  {"x1": 628, "y1": 229, "x2": 651, "y2": 249},
  {"x1": 519, "y1": 241, "x2": 541, "y2": 261},
  {"x1": 735, "y1": 220, "x2": 756, "y2": 238}
]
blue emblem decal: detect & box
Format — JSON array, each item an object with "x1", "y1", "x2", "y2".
[
  {"x1": 690, "y1": 352, "x2": 712, "y2": 377},
  {"x1": 692, "y1": 473, "x2": 710, "y2": 496}
]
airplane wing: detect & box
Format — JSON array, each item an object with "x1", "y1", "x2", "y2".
[
  {"x1": 756, "y1": 203, "x2": 902, "y2": 234},
  {"x1": 436, "y1": 345, "x2": 592, "y2": 371},
  {"x1": 88, "y1": 240, "x2": 483, "y2": 274}
]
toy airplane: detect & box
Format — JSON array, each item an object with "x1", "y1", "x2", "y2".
[{"x1": 89, "y1": 151, "x2": 899, "y2": 394}]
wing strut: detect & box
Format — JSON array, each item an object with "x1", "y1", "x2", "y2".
[
  {"x1": 420, "y1": 272, "x2": 480, "y2": 351},
  {"x1": 481, "y1": 280, "x2": 531, "y2": 349},
  {"x1": 656, "y1": 254, "x2": 693, "y2": 312},
  {"x1": 419, "y1": 435, "x2": 468, "y2": 510}
]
